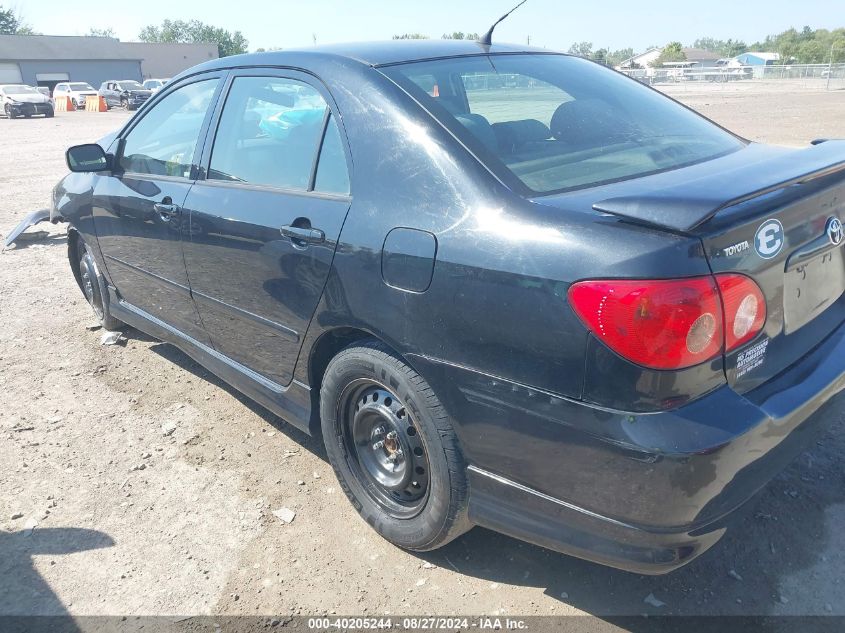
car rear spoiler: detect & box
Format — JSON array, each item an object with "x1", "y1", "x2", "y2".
[{"x1": 592, "y1": 140, "x2": 845, "y2": 233}]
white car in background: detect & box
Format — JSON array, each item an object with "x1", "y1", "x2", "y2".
[
  {"x1": 53, "y1": 82, "x2": 99, "y2": 109},
  {"x1": 0, "y1": 84, "x2": 54, "y2": 118},
  {"x1": 142, "y1": 78, "x2": 170, "y2": 94}
]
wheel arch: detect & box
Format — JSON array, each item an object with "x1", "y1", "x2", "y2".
[
  {"x1": 305, "y1": 326, "x2": 421, "y2": 434},
  {"x1": 66, "y1": 227, "x2": 84, "y2": 293}
]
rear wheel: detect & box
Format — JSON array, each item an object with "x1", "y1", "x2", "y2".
[
  {"x1": 76, "y1": 239, "x2": 122, "y2": 331},
  {"x1": 320, "y1": 341, "x2": 470, "y2": 551}
]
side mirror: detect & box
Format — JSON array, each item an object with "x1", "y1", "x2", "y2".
[{"x1": 66, "y1": 144, "x2": 109, "y2": 173}]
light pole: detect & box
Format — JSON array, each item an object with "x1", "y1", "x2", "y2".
[{"x1": 827, "y1": 42, "x2": 840, "y2": 91}]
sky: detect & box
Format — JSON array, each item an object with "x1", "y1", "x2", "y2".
[{"x1": 11, "y1": 0, "x2": 843, "y2": 53}]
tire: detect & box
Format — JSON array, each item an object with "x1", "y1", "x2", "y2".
[
  {"x1": 77, "y1": 239, "x2": 123, "y2": 331},
  {"x1": 45, "y1": 109, "x2": 54, "y2": 118},
  {"x1": 4, "y1": 104, "x2": 13, "y2": 119},
  {"x1": 320, "y1": 340, "x2": 471, "y2": 551},
  {"x1": 72, "y1": 98, "x2": 79, "y2": 109},
  {"x1": 120, "y1": 97, "x2": 128, "y2": 109}
]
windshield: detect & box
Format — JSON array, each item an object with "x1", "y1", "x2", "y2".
[
  {"x1": 118, "y1": 81, "x2": 144, "y2": 90},
  {"x1": 381, "y1": 54, "x2": 744, "y2": 195},
  {"x1": 69, "y1": 82, "x2": 94, "y2": 91},
  {"x1": 2, "y1": 85, "x2": 38, "y2": 95},
  {"x1": 145, "y1": 81, "x2": 162, "y2": 88}
]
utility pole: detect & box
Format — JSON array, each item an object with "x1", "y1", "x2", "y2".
[
  {"x1": 827, "y1": 42, "x2": 835, "y2": 91},
  {"x1": 527, "y1": 34, "x2": 531, "y2": 46}
]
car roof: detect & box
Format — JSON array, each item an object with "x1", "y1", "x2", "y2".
[{"x1": 204, "y1": 40, "x2": 558, "y2": 70}]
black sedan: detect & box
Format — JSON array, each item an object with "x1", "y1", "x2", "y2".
[{"x1": 52, "y1": 40, "x2": 845, "y2": 574}]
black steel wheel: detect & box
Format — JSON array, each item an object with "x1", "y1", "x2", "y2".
[
  {"x1": 343, "y1": 381, "x2": 431, "y2": 517},
  {"x1": 321, "y1": 340, "x2": 471, "y2": 551},
  {"x1": 75, "y1": 238, "x2": 123, "y2": 330}
]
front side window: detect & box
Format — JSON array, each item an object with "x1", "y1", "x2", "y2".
[
  {"x1": 119, "y1": 79, "x2": 218, "y2": 178},
  {"x1": 209, "y1": 76, "x2": 335, "y2": 192},
  {"x1": 382, "y1": 54, "x2": 744, "y2": 195}
]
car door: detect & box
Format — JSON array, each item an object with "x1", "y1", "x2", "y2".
[
  {"x1": 102, "y1": 82, "x2": 119, "y2": 107},
  {"x1": 93, "y1": 73, "x2": 226, "y2": 344},
  {"x1": 182, "y1": 70, "x2": 352, "y2": 386}
]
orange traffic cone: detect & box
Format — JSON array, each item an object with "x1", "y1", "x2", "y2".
[
  {"x1": 85, "y1": 96, "x2": 108, "y2": 112},
  {"x1": 54, "y1": 96, "x2": 75, "y2": 112}
]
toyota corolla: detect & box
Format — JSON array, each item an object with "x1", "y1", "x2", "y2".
[{"x1": 50, "y1": 40, "x2": 845, "y2": 573}]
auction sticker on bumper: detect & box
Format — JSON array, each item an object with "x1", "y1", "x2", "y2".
[{"x1": 736, "y1": 338, "x2": 770, "y2": 378}]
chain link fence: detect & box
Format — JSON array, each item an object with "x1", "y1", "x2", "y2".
[{"x1": 618, "y1": 63, "x2": 845, "y2": 91}]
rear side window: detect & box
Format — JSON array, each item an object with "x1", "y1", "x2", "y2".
[
  {"x1": 209, "y1": 76, "x2": 335, "y2": 192},
  {"x1": 119, "y1": 79, "x2": 218, "y2": 178},
  {"x1": 382, "y1": 55, "x2": 744, "y2": 195}
]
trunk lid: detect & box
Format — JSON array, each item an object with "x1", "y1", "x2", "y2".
[
  {"x1": 539, "y1": 141, "x2": 845, "y2": 394},
  {"x1": 694, "y1": 152, "x2": 845, "y2": 393}
]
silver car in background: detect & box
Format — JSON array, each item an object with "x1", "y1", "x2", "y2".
[{"x1": 0, "y1": 84, "x2": 54, "y2": 118}]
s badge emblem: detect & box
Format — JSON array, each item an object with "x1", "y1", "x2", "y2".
[
  {"x1": 826, "y1": 216, "x2": 843, "y2": 246},
  {"x1": 755, "y1": 219, "x2": 784, "y2": 259}
]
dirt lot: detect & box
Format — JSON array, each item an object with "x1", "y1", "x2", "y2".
[{"x1": 1, "y1": 83, "x2": 845, "y2": 625}]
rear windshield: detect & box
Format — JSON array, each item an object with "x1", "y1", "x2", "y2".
[
  {"x1": 381, "y1": 54, "x2": 744, "y2": 195},
  {"x1": 69, "y1": 83, "x2": 94, "y2": 90},
  {"x1": 118, "y1": 81, "x2": 143, "y2": 90}
]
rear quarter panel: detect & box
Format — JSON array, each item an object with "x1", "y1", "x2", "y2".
[{"x1": 294, "y1": 63, "x2": 716, "y2": 407}]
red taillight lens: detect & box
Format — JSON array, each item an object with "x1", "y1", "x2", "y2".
[
  {"x1": 568, "y1": 274, "x2": 767, "y2": 370},
  {"x1": 568, "y1": 277, "x2": 724, "y2": 370},
  {"x1": 715, "y1": 273, "x2": 766, "y2": 351}
]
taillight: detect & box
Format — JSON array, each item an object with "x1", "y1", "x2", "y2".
[
  {"x1": 568, "y1": 274, "x2": 767, "y2": 370},
  {"x1": 715, "y1": 273, "x2": 766, "y2": 351},
  {"x1": 568, "y1": 277, "x2": 723, "y2": 370}
]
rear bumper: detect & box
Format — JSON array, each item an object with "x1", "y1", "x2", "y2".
[{"x1": 410, "y1": 320, "x2": 845, "y2": 574}]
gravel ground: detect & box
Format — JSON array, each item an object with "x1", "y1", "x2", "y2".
[{"x1": 1, "y1": 83, "x2": 844, "y2": 623}]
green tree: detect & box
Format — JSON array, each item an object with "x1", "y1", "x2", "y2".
[
  {"x1": 392, "y1": 33, "x2": 428, "y2": 40},
  {"x1": 722, "y1": 39, "x2": 747, "y2": 57},
  {"x1": 650, "y1": 41, "x2": 686, "y2": 67},
  {"x1": 693, "y1": 36, "x2": 721, "y2": 52},
  {"x1": 606, "y1": 47, "x2": 634, "y2": 66},
  {"x1": 88, "y1": 27, "x2": 116, "y2": 38},
  {"x1": 0, "y1": 5, "x2": 33, "y2": 34},
  {"x1": 138, "y1": 19, "x2": 248, "y2": 57},
  {"x1": 442, "y1": 32, "x2": 479, "y2": 40},
  {"x1": 567, "y1": 41, "x2": 593, "y2": 57}
]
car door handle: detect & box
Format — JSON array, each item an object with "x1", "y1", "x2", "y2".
[
  {"x1": 154, "y1": 202, "x2": 181, "y2": 220},
  {"x1": 280, "y1": 225, "x2": 325, "y2": 245}
]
